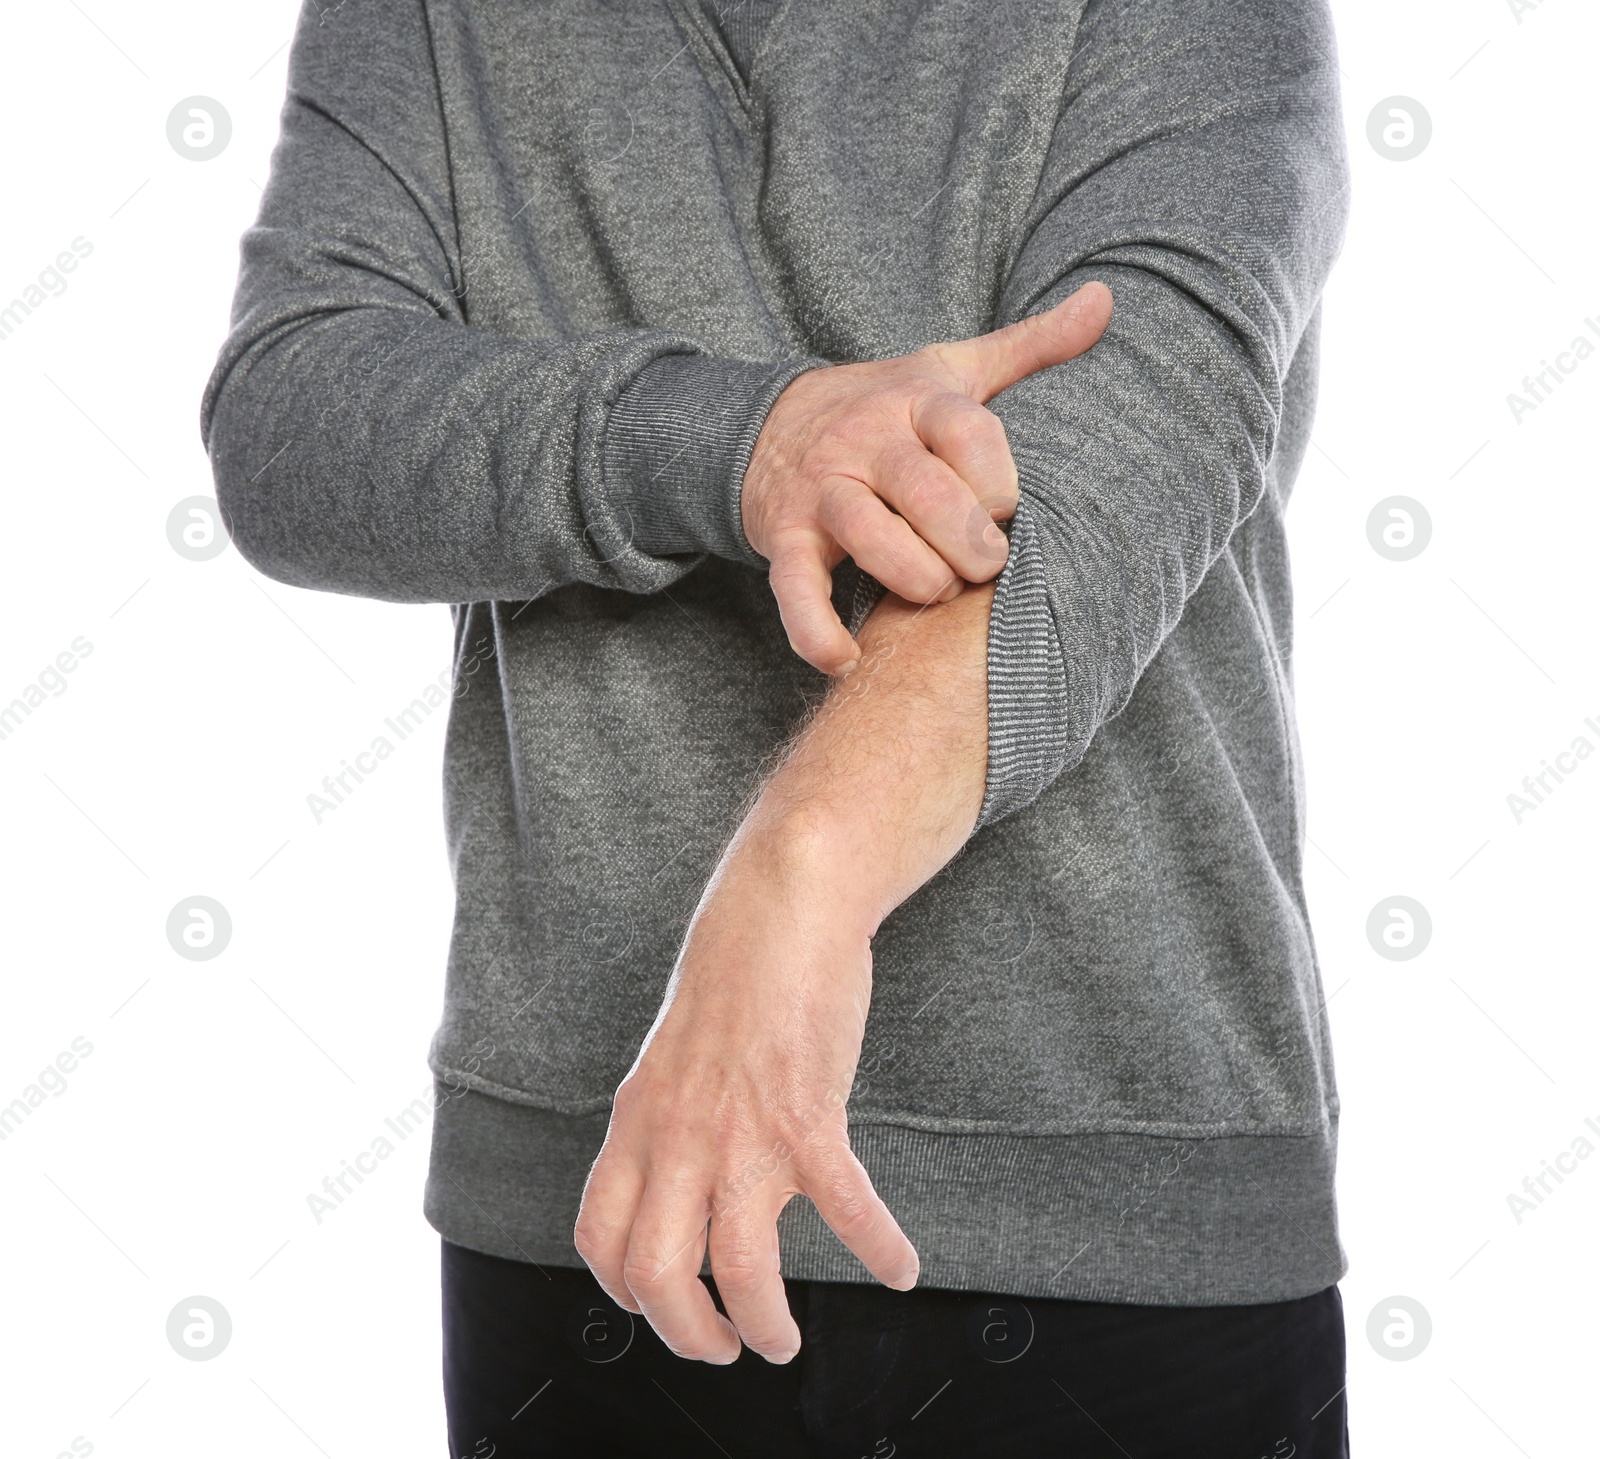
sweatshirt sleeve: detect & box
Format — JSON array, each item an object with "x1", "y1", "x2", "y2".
[
  {"x1": 975, "y1": 0, "x2": 1350, "y2": 826},
  {"x1": 199, "y1": 0, "x2": 818, "y2": 605}
]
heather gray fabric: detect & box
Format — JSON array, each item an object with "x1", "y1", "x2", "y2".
[
  {"x1": 202, "y1": 0, "x2": 1351, "y2": 1303},
  {"x1": 699, "y1": 0, "x2": 785, "y2": 80}
]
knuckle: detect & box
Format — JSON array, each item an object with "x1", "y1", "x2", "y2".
[
  {"x1": 769, "y1": 563, "x2": 810, "y2": 601},
  {"x1": 825, "y1": 1186, "x2": 880, "y2": 1242},
  {"x1": 944, "y1": 405, "x2": 994, "y2": 453},
  {"x1": 986, "y1": 408, "x2": 1013, "y2": 449},
  {"x1": 572, "y1": 1215, "x2": 613, "y2": 1262},
  {"x1": 854, "y1": 516, "x2": 913, "y2": 569},
  {"x1": 711, "y1": 1250, "x2": 767, "y2": 1299},
  {"x1": 965, "y1": 503, "x2": 1009, "y2": 565},
  {"x1": 770, "y1": 564, "x2": 822, "y2": 611},
  {"x1": 767, "y1": 526, "x2": 817, "y2": 568},
  {"x1": 770, "y1": 1097, "x2": 838, "y2": 1157},
  {"x1": 860, "y1": 545, "x2": 925, "y2": 599},
  {"x1": 950, "y1": 411, "x2": 1011, "y2": 475},
  {"x1": 899, "y1": 469, "x2": 957, "y2": 523},
  {"x1": 620, "y1": 1257, "x2": 671, "y2": 1294},
  {"x1": 610, "y1": 1077, "x2": 644, "y2": 1117},
  {"x1": 822, "y1": 483, "x2": 877, "y2": 541},
  {"x1": 780, "y1": 605, "x2": 828, "y2": 648}
]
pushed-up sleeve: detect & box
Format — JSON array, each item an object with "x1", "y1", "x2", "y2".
[
  {"x1": 976, "y1": 0, "x2": 1350, "y2": 826},
  {"x1": 200, "y1": 0, "x2": 817, "y2": 606}
]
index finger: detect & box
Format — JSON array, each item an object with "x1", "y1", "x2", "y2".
[{"x1": 932, "y1": 279, "x2": 1114, "y2": 404}]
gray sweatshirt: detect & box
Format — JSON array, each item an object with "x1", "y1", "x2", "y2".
[{"x1": 203, "y1": 0, "x2": 1351, "y2": 1304}]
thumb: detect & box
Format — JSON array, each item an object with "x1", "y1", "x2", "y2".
[{"x1": 936, "y1": 280, "x2": 1113, "y2": 404}]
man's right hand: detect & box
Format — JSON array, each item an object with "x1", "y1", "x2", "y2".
[{"x1": 740, "y1": 280, "x2": 1113, "y2": 675}]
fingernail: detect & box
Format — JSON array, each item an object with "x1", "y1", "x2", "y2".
[
  {"x1": 984, "y1": 523, "x2": 1007, "y2": 548},
  {"x1": 837, "y1": 656, "x2": 861, "y2": 675},
  {"x1": 767, "y1": 1346, "x2": 800, "y2": 1365},
  {"x1": 938, "y1": 581, "x2": 962, "y2": 603}
]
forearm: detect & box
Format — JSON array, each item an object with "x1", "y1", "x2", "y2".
[
  {"x1": 731, "y1": 581, "x2": 994, "y2": 939},
  {"x1": 206, "y1": 305, "x2": 799, "y2": 604}
]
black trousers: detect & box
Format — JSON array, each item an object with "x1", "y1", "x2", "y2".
[{"x1": 442, "y1": 1240, "x2": 1348, "y2": 1458}]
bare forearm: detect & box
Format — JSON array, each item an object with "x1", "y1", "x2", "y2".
[
  {"x1": 577, "y1": 583, "x2": 991, "y2": 1361},
  {"x1": 734, "y1": 581, "x2": 993, "y2": 937},
  {"x1": 573, "y1": 243, "x2": 1107, "y2": 1370}
]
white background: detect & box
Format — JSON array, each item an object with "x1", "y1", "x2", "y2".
[{"x1": 1, "y1": 0, "x2": 1594, "y2": 1454}]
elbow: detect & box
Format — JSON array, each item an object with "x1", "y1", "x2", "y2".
[
  {"x1": 201, "y1": 360, "x2": 325, "y2": 591},
  {"x1": 202, "y1": 390, "x2": 279, "y2": 584},
  {"x1": 211, "y1": 455, "x2": 290, "y2": 586},
  {"x1": 205, "y1": 416, "x2": 328, "y2": 593}
]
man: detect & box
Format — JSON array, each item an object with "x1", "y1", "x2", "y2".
[{"x1": 203, "y1": 0, "x2": 1351, "y2": 1452}]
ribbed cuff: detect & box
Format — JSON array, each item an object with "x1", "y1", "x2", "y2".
[
  {"x1": 978, "y1": 500, "x2": 1073, "y2": 828},
  {"x1": 603, "y1": 351, "x2": 825, "y2": 567}
]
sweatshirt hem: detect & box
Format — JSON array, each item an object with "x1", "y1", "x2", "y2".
[
  {"x1": 423, "y1": 1083, "x2": 1344, "y2": 1307},
  {"x1": 429, "y1": 1056, "x2": 1331, "y2": 1140}
]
